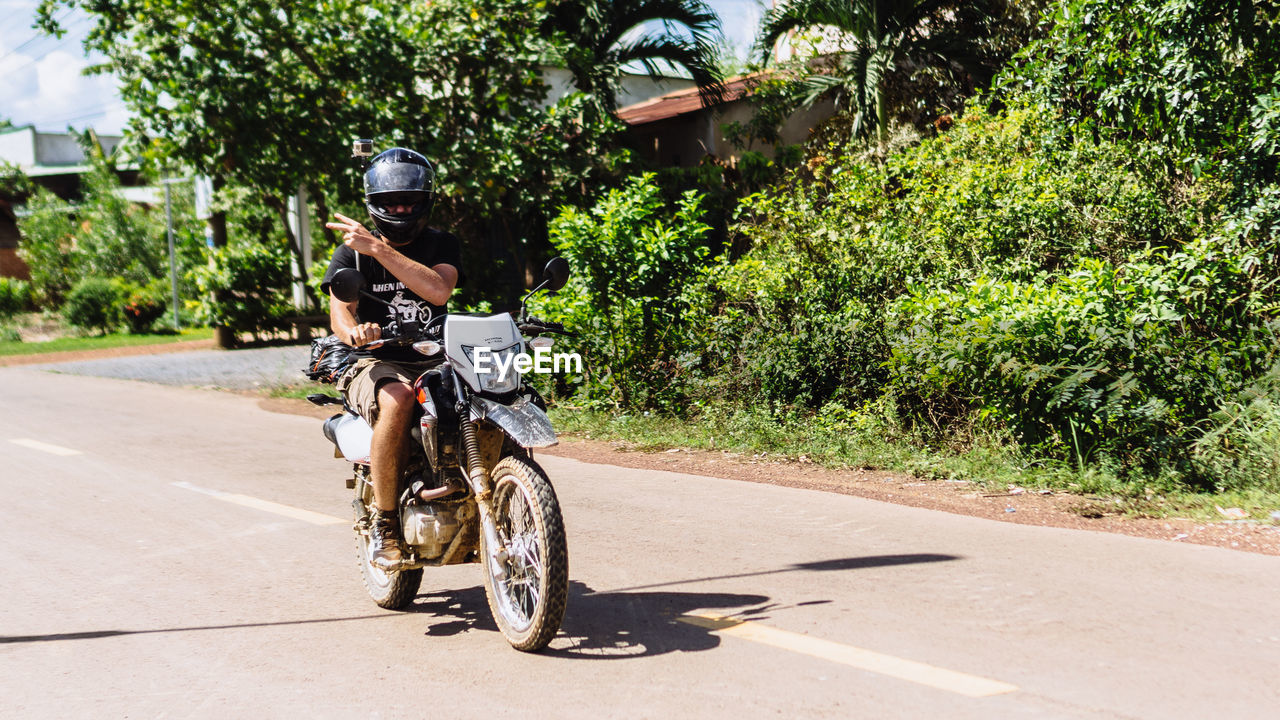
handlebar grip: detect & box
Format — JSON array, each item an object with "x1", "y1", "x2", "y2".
[{"x1": 518, "y1": 323, "x2": 574, "y2": 337}]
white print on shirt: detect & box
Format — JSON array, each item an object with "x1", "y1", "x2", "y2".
[
  {"x1": 388, "y1": 291, "x2": 428, "y2": 323},
  {"x1": 371, "y1": 281, "x2": 404, "y2": 292}
]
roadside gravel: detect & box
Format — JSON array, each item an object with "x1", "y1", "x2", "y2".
[{"x1": 16, "y1": 343, "x2": 312, "y2": 391}]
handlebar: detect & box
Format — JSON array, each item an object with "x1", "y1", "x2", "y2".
[
  {"x1": 520, "y1": 316, "x2": 576, "y2": 337},
  {"x1": 356, "y1": 317, "x2": 443, "y2": 350},
  {"x1": 518, "y1": 321, "x2": 574, "y2": 337},
  {"x1": 355, "y1": 314, "x2": 574, "y2": 350}
]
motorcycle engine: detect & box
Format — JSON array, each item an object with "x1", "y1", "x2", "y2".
[{"x1": 402, "y1": 503, "x2": 461, "y2": 560}]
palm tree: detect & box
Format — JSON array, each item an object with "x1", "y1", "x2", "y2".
[
  {"x1": 543, "y1": 0, "x2": 727, "y2": 115},
  {"x1": 756, "y1": 0, "x2": 1015, "y2": 148}
]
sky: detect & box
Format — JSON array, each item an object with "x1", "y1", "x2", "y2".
[{"x1": 0, "y1": 0, "x2": 767, "y2": 137}]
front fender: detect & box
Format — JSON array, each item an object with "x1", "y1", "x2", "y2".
[{"x1": 470, "y1": 394, "x2": 558, "y2": 448}]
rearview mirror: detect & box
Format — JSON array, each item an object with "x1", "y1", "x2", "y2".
[
  {"x1": 542, "y1": 257, "x2": 569, "y2": 292},
  {"x1": 329, "y1": 268, "x2": 365, "y2": 304}
]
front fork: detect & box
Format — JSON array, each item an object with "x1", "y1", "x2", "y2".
[{"x1": 454, "y1": 378, "x2": 508, "y2": 580}]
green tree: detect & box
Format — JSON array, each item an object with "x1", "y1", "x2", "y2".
[
  {"x1": 39, "y1": 0, "x2": 628, "y2": 305},
  {"x1": 1, "y1": 161, "x2": 34, "y2": 198},
  {"x1": 543, "y1": 0, "x2": 727, "y2": 116},
  {"x1": 39, "y1": 0, "x2": 424, "y2": 265},
  {"x1": 1002, "y1": 0, "x2": 1280, "y2": 182},
  {"x1": 756, "y1": 0, "x2": 1032, "y2": 146}
]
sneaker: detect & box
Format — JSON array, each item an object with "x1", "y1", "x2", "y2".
[{"x1": 369, "y1": 510, "x2": 404, "y2": 571}]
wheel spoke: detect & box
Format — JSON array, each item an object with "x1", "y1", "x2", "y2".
[{"x1": 495, "y1": 483, "x2": 537, "y2": 625}]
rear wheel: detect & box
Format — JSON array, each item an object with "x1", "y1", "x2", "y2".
[
  {"x1": 481, "y1": 456, "x2": 568, "y2": 651},
  {"x1": 354, "y1": 470, "x2": 422, "y2": 609}
]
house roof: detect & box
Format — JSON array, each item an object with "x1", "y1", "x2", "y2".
[{"x1": 615, "y1": 74, "x2": 762, "y2": 126}]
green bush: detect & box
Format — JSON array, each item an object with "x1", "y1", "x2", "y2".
[
  {"x1": 17, "y1": 135, "x2": 175, "y2": 305},
  {"x1": 121, "y1": 280, "x2": 170, "y2": 334},
  {"x1": 0, "y1": 277, "x2": 32, "y2": 319},
  {"x1": 543, "y1": 174, "x2": 712, "y2": 409},
  {"x1": 1192, "y1": 363, "x2": 1280, "y2": 493},
  {"x1": 190, "y1": 241, "x2": 294, "y2": 339},
  {"x1": 16, "y1": 187, "x2": 79, "y2": 305},
  {"x1": 668, "y1": 103, "x2": 1280, "y2": 486},
  {"x1": 701, "y1": 107, "x2": 1197, "y2": 409},
  {"x1": 1003, "y1": 0, "x2": 1280, "y2": 180},
  {"x1": 886, "y1": 247, "x2": 1270, "y2": 472},
  {"x1": 63, "y1": 277, "x2": 126, "y2": 335}
]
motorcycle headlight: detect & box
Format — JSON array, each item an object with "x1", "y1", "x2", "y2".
[{"x1": 464, "y1": 342, "x2": 522, "y2": 394}]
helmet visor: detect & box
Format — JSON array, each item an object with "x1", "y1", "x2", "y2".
[
  {"x1": 370, "y1": 191, "x2": 429, "y2": 216},
  {"x1": 365, "y1": 161, "x2": 434, "y2": 195}
]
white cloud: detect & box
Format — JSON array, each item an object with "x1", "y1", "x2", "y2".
[
  {"x1": 708, "y1": 0, "x2": 767, "y2": 59},
  {"x1": 0, "y1": 0, "x2": 129, "y2": 135}
]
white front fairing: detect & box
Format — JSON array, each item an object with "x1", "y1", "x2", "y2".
[
  {"x1": 333, "y1": 412, "x2": 373, "y2": 464},
  {"x1": 444, "y1": 314, "x2": 523, "y2": 393}
]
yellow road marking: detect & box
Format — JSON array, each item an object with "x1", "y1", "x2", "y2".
[
  {"x1": 10, "y1": 438, "x2": 82, "y2": 456},
  {"x1": 679, "y1": 613, "x2": 1018, "y2": 698},
  {"x1": 172, "y1": 481, "x2": 347, "y2": 526}
]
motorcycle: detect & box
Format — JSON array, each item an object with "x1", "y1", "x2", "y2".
[{"x1": 308, "y1": 258, "x2": 573, "y2": 651}]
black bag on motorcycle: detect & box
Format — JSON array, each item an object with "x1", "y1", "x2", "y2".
[{"x1": 305, "y1": 334, "x2": 358, "y2": 384}]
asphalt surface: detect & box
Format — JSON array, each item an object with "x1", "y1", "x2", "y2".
[
  {"x1": 26, "y1": 344, "x2": 312, "y2": 390},
  {"x1": 2, "y1": 353, "x2": 1279, "y2": 718}
]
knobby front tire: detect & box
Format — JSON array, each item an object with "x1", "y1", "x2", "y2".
[{"x1": 481, "y1": 456, "x2": 569, "y2": 651}]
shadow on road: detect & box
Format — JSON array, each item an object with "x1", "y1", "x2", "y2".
[
  {"x1": 593, "y1": 553, "x2": 962, "y2": 594},
  {"x1": 405, "y1": 553, "x2": 960, "y2": 659},
  {"x1": 0, "y1": 614, "x2": 400, "y2": 645},
  {"x1": 1, "y1": 554, "x2": 958, "y2": 651}
]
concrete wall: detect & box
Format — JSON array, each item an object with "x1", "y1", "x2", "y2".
[
  {"x1": 0, "y1": 126, "x2": 123, "y2": 170},
  {"x1": 625, "y1": 96, "x2": 837, "y2": 168},
  {"x1": 0, "y1": 128, "x2": 36, "y2": 167},
  {"x1": 539, "y1": 67, "x2": 696, "y2": 109}
]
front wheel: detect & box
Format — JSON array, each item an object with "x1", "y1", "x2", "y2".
[{"x1": 481, "y1": 456, "x2": 568, "y2": 651}]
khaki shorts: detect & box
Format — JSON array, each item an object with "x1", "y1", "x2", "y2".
[{"x1": 337, "y1": 357, "x2": 441, "y2": 426}]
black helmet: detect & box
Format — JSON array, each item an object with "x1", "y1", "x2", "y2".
[{"x1": 364, "y1": 147, "x2": 436, "y2": 244}]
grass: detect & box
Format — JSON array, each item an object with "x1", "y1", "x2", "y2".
[
  {"x1": 547, "y1": 406, "x2": 1280, "y2": 523},
  {"x1": 0, "y1": 326, "x2": 215, "y2": 357},
  {"x1": 267, "y1": 381, "x2": 336, "y2": 400}
]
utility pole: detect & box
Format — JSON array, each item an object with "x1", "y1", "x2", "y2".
[
  {"x1": 160, "y1": 176, "x2": 198, "y2": 330},
  {"x1": 163, "y1": 180, "x2": 180, "y2": 329},
  {"x1": 287, "y1": 185, "x2": 312, "y2": 310}
]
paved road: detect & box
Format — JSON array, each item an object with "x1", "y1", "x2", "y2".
[{"x1": 1, "y1": 365, "x2": 1278, "y2": 718}]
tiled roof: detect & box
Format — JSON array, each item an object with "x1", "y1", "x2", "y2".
[{"x1": 615, "y1": 74, "x2": 762, "y2": 125}]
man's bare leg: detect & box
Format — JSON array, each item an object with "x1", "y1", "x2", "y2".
[{"x1": 368, "y1": 382, "x2": 415, "y2": 570}]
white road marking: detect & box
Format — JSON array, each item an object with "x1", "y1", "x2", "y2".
[
  {"x1": 172, "y1": 481, "x2": 347, "y2": 526},
  {"x1": 679, "y1": 613, "x2": 1018, "y2": 698},
  {"x1": 9, "y1": 438, "x2": 82, "y2": 456}
]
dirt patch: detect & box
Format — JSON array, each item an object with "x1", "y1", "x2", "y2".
[
  {"x1": 544, "y1": 440, "x2": 1280, "y2": 556},
  {"x1": 259, "y1": 396, "x2": 1280, "y2": 556}
]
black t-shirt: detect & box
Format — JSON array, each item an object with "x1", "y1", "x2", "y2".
[{"x1": 320, "y1": 227, "x2": 462, "y2": 360}]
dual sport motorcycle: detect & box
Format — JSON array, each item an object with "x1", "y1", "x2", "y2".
[{"x1": 308, "y1": 258, "x2": 573, "y2": 651}]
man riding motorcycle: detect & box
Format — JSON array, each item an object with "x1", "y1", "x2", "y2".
[{"x1": 321, "y1": 147, "x2": 462, "y2": 571}]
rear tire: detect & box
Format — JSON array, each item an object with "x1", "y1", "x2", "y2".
[
  {"x1": 481, "y1": 456, "x2": 568, "y2": 651},
  {"x1": 354, "y1": 471, "x2": 422, "y2": 610}
]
